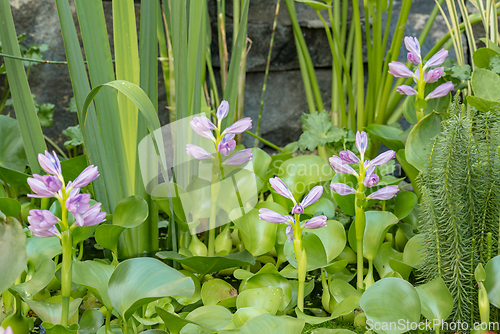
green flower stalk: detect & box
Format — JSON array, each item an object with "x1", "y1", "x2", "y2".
[
  {"x1": 330, "y1": 131, "x2": 398, "y2": 290},
  {"x1": 259, "y1": 178, "x2": 326, "y2": 311},
  {"x1": 26, "y1": 151, "x2": 105, "y2": 327}
]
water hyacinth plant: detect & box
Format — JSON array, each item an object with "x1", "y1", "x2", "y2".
[
  {"x1": 259, "y1": 177, "x2": 326, "y2": 312},
  {"x1": 26, "y1": 151, "x2": 104, "y2": 327},
  {"x1": 330, "y1": 131, "x2": 398, "y2": 290},
  {"x1": 388, "y1": 36, "x2": 455, "y2": 121}
]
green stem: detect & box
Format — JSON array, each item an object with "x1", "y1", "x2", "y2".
[
  {"x1": 61, "y1": 228, "x2": 73, "y2": 327},
  {"x1": 244, "y1": 130, "x2": 283, "y2": 152},
  {"x1": 293, "y1": 213, "x2": 307, "y2": 312},
  {"x1": 208, "y1": 172, "x2": 221, "y2": 257},
  {"x1": 105, "y1": 307, "x2": 113, "y2": 334}
]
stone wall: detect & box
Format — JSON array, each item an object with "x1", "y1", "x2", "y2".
[{"x1": 3, "y1": 0, "x2": 450, "y2": 150}]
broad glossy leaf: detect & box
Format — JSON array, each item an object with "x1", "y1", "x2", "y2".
[
  {"x1": 108, "y1": 257, "x2": 195, "y2": 319},
  {"x1": 240, "y1": 272, "x2": 292, "y2": 311},
  {"x1": 285, "y1": 220, "x2": 346, "y2": 271},
  {"x1": 0, "y1": 198, "x2": 21, "y2": 217},
  {"x1": 233, "y1": 307, "x2": 269, "y2": 327},
  {"x1": 285, "y1": 280, "x2": 315, "y2": 312},
  {"x1": 471, "y1": 68, "x2": 500, "y2": 102},
  {"x1": 60, "y1": 154, "x2": 88, "y2": 184},
  {"x1": 278, "y1": 155, "x2": 334, "y2": 200},
  {"x1": 231, "y1": 202, "x2": 286, "y2": 257},
  {"x1": 406, "y1": 112, "x2": 444, "y2": 172},
  {"x1": 156, "y1": 250, "x2": 254, "y2": 277},
  {"x1": 94, "y1": 224, "x2": 125, "y2": 254},
  {"x1": 395, "y1": 149, "x2": 419, "y2": 197},
  {"x1": 185, "y1": 305, "x2": 233, "y2": 331},
  {"x1": 473, "y1": 47, "x2": 500, "y2": 69},
  {"x1": 349, "y1": 211, "x2": 399, "y2": 261},
  {"x1": 373, "y1": 243, "x2": 409, "y2": 279},
  {"x1": 156, "y1": 307, "x2": 198, "y2": 334},
  {"x1": 72, "y1": 260, "x2": 114, "y2": 309},
  {"x1": 252, "y1": 148, "x2": 272, "y2": 182},
  {"x1": 236, "y1": 286, "x2": 283, "y2": 315},
  {"x1": 201, "y1": 278, "x2": 237, "y2": 306},
  {"x1": 394, "y1": 191, "x2": 417, "y2": 219},
  {"x1": 219, "y1": 314, "x2": 305, "y2": 334},
  {"x1": 360, "y1": 278, "x2": 420, "y2": 334},
  {"x1": 415, "y1": 277, "x2": 453, "y2": 323},
  {"x1": 0, "y1": 165, "x2": 29, "y2": 187},
  {"x1": 25, "y1": 298, "x2": 82, "y2": 324},
  {"x1": 467, "y1": 96, "x2": 500, "y2": 112},
  {"x1": 310, "y1": 330, "x2": 356, "y2": 334},
  {"x1": 303, "y1": 198, "x2": 336, "y2": 219},
  {"x1": 330, "y1": 174, "x2": 357, "y2": 216},
  {"x1": 484, "y1": 255, "x2": 500, "y2": 307},
  {"x1": 0, "y1": 115, "x2": 27, "y2": 172},
  {"x1": 174, "y1": 270, "x2": 201, "y2": 306},
  {"x1": 295, "y1": 294, "x2": 359, "y2": 324},
  {"x1": 113, "y1": 195, "x2": 149, "y2": 228},
  {"x1": 402, "y1": 234, "x2": 424, "y2": 268},
  {"x1": 73, "y1": 224, "x2": 99, "y2": 248},
  {"x1": 26, "y1": 236, "x2": 62, "y2": 269},
  {"x1": 365, "y1": 124, "x2": 404, "y2": 151},
  {"x1": 79, "y1": 309, "x2": 104, "y2": 334},
  {"x1": 0, "y1": 217, "x2": 27, "y2": 294},
  {"x1": 10, "y1": 259, "x2": 55, "y2": 298},
  {"x1": 180, "y1": 325, "x2": 212, "y2": 334},
  {"x1": 329, "y1": 279, "x2": 361, "y2": 303},
  {"x1": 42, "y1": 323, "x2": 79, "y2": 334}
]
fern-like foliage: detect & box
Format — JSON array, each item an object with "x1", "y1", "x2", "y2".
[{"x1": 418, "y1": 99, "x2": 500, "y2": 324}]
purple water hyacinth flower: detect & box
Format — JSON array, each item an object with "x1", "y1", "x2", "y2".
[
  {"x1": 224, "y1": 148, "x2": 253, "y2": 165},
  {"x1": 363, "y1": 167, "x2": 379, "y2": 188},
  {"x1": 186, "y1": 144, "x2": 213, "y2": 160},
  {"x1": 216, "y1": 100, "x2": 229, "y2": 121},
  {"x1": 388, "y1": 61, "x2": 416, "y2": 78},
  {"x1": 424, "y1": 49, "x2": 448, "y2": 69},
  {"x1": 27, "y1": 174, "x2": 62, "y2": 198},
  {"x1": 38, "y1": 150, "x2": 62, "y2": 178},
  {"x1": 424, "y1": 67, "x2": 444, "y2": 83},
  {"x1": 300, "y1": 186, "x2": 323, "y2": 208},
  {"x1": 329, "y1": 156, "x2": 358, "y2": 176},
  {"x1": 269, "y1": 176, "x2": 295, "y2": 202},
  {"x1": 330, "y1": 183, "x2": 356, "y2": 195},
  {"x1": 70, "y1": 165, "x2": 99, "y2": 190},
  {"x1": 292, "y1": 204, "x2": 304, "y2": 214},
  {"x1": 217, "y1": 134, "x2": 236, "y2": 156},
  {"x1": 259, "y1": 208, "x2": 292, "y2": 223},
  {"x1": 286, "y1": 222, "x2": 294, "y2": 242},
  {"x1": 407, "y1": 52, "x2": 421, "y2": 65},
  {"x1": 303, "y1": 215, "x2": 327, "y2": 229},
  {"x1": 425, "y1": 81, "x2": 454, "y2": 100},
  {"x1": 404, "y1": 36, "x2": 421, "y2": 59},
  {"x1": 66, "y1": 189, "x2": 91, "y2": 216},
  {"x1": 356, "y1": 131, "x2": 368, "y2": 157},
  {"x1": 367, "y1": 185, "x2": 400, "y2": 200},
  {"x1": 397, "y1": 85, "x2": 418, "y2": 96},
  {"x1": 339, "y1": 150, "x2": 359, "y2": 164},
  {"x1": 223, "y1": 117, "x2": 253, "y2": 135},
  {"x1": 3, "y1": 327, "x2": 14, "y2": 334},
  {"x1": 79, "y1": 203, "x2": 106, "y2": 227},
  {"x1": 28, "y1": 209, "x2": 60, "y2": 238},
  {"x1": 190, "y1": 116, "x2": 217, "y2": 141},
  {"x1": 367, "y1": 150, "x2": 395, "y2": 167}
]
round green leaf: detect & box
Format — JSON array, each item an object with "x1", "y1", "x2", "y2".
[
  {"x1": 236, "y1": 287, "x2": 283, "y2": 315},
  {"x1": 108, "y1": 257, "x2": 195, "y2": 319},
  {"x1": 25, "y1": 297, "x2": 82, "y2": 324},
  {"x1": 484, "y1": 255, "x2": 500, "y2": 307},
  {"x1": 285, "y1": 220, "x2": 346, "y2": 271},
  {"x1": 241, "y1": 273, "x2": 292, "y2": 311},
  {"x1": 26, "y1": 235, "x2": 62, "y2": 269},
  {"x1": 415, "y1": 277, "x2": 453, "y2": 323},
  {"x1": 0, "y1": 165, "x2": 29, "y2": 187},
  {"x1": 219, "y1": 314, "x2": 305, "y2": 334},
  {"x1": 303, "y1": 198, "x2": 336, "y2": 219},
  {"x1": 0, "y1": 198, "x2": 21, "y2": 218},
  {"x1": 252, "y1": 148, "x2": 272, "y2": 182},
  {"x1": 232, "y1": 307, "x2": 269, "y2": 327},
  {"x1": 311, "y1": 330, "x2": 357, "y2": 334},
  {"x1": 473, "y1": 47, "x2": 500, "y2": 69},
  {"x1": 471, "y1": 68, "x2": 500, "y2": 102},
  {"x1": 360, "y1": 277, "x2": 421, "y2": 334},
  {"x1": 0, "y1": 115, "x2": 27, "y2": 172},
  {"x1": 72, "y1": 260, "x2": 114, "y2": 309},
  {"x1": 329, "y1": 279, "x2": 361, "y2": 303},
  {"x1": 201, "y1": 278, "x2": 237, "y2": 306},
  {"x1": 330, "y1": 174, "x2": 357, "y2": 216},
  {"x1": 365, "y1": 124, "x2": 404, "y2": 151},
  {"x1": 94, "y1": 224, "x2": 125, "y2": 254},
  {"x1": 10, "y1": 258, "x2": 55, "y2": 299},
  {"x1": 406, "y1": 112, "x2": 445, "y2": 172},
  {"x1": 403, "y1": 234, "x2": 424, "y2": 268},
  {"x1": 113, "y1": 195, "x2": 149, "y2": 228},
  {"x1": 0, "y1": 217, "x2": 27, "y2": 294},
  {"x1": 185, "y1": 305, "x2": 233, "y2": 331},
  {"x1": 79, "y1": 309, "x2": 104, "y2": 334},
  {"x1": 394, "y1": 191, "x2": 417, "y2": 220},
  {"x1": 373, "y1": 242, "x2": 404, "y2": 279}
]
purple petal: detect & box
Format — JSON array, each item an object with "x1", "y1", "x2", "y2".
[
  {"x1": 27, "y1": 176, "x2": 59, "y2": 198},
  {"x1": 224, "y1": 148, "x2": 252, "y2": 165},
  {"x1": 300, "y1": 186, "x2": 323, "y2": 208},
  {"x1": 38, "y1": 150, "x2": 62, "y2": 177},
  {"x1": 66, "y1": 190, "x2": 91, "y2": 215},
  {"x1": 71, "y1": 165, "x2": 99, "y2": 189},
  {"x1": 356, "y1": 131, "x2": 368, "y2": 157},
  {"x1": 186, "y1": 144, "x2": 213, "y2": 160},
  {"x1": 223, "y1": 117, "x2": 252, "y2": 135},
  {"x1": 291, "y1": 204, "x2": 304, "y2": 215},
  {"x1": 329, "y1": 156, "x2": 358, "y2": 176},
  {"x1": 4, "y1": 327, "x2": 14, "y2": 334},
  {"x1": 363, "y1": 167, "x2": 379, "y2": 188},
  {"x1": 190, "y1": 116, "x2": 216, "y2": 141},
  {"x1": 388, "y1": 61, "x2": 415, "y2": 78},
  {"x1": 404, "y1": 36, "x2": 421, "y2": 58},
  {"x1": 217, "y1": 134, "x2": 236, "y2": 156},
  {"x1": 396, "y1": 85, "x2": 418, "y2": 96},
  {"x1": 424, "y1": 67, "x2": 444, "y2": 83},
  {"x1": 80, "y1": 203, "x2": 106, "y2": 227},
  {"x1": 367, "y1": 150, "x2": 395, "y2": 167},
  {"x1": 286, "y1": 222, "x2": 294, "y2": 242},
  {"x1": 269, "y1": 177, "x2": 295, "y2": 202},
  {"x1": 367, "y1": 185, "x2": 400, "y2": 200},
  {"x1": 424, "y1": 49, "x2": 448, "y2": 68},
  {"x1": 407, "y1": 52, "x2": 421, "y2": 65},
  {"x1": 425, "y1": 81, "x2": 454, "y2": 100},
  {"x1": 259, "y1": 208, "x2": 290, "y2": 223},
  {"x1": 302, "y1": 215, "x2": 327, "y2": 229},
  {"x1": 216, "y1": 100, "x2": 229, "y2": 121},
  {"x1": 339, "y1": 150, "x2": 360, "y2": 164},
  {"x1": 28, "y1": 209, "x2": 60, "y2": 238},
  {"x1": 330, "y1": 183, "x2": 356, "y2": 196}
]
